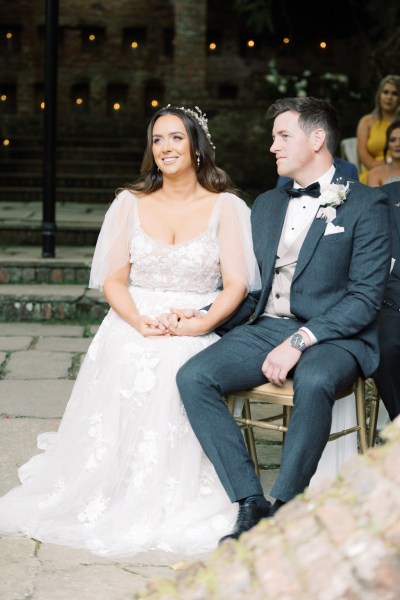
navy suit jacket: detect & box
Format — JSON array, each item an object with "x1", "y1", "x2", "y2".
[
  {"x1": 217, "y1": 168, "x2": 391, "y2": 378},
  {"x1": 381, "y1": 182, "x2": 400, "y2": 304}
]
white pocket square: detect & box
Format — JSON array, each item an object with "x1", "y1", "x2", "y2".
[{"x1": 324, "y1": 223, "x2": 345, "y2": 236}]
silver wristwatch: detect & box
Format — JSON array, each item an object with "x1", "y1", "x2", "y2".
[{"x1": 290, "y1": 332, "x2": 307, "y2": 352}]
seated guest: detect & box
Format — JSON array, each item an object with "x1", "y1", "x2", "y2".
[
  {"x1": 374, "y1": 181, "x2": 400, "y2": 420},
  {"x1": 356, "y1": 75, "x2": 400, "y2": 184},
  {"x1": 368, "y1": 121, "x2": 400, "y2": 186}
]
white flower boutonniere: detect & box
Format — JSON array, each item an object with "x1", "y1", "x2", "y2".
[{"x1": 317, "y1": 181, "x2": 350, "y2": 223}]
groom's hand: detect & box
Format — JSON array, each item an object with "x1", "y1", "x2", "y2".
[
  {"x1": 156, "y1": 308, "x2": 204, "y2": 330},
  {"x1": 170, "y1": 308, "x2": 205, "y2": 321},
  {"x1": 262, "y1": 332, "x2": 311, "y2": 385}
]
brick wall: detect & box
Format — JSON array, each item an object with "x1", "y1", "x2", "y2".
[{"x1": 0, "y1": 0, "x2": 365, "y2": 138}]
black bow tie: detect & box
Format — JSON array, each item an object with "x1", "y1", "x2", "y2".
[{"x1": 285, "y1": 182, "x2": 321, "y2": 198}]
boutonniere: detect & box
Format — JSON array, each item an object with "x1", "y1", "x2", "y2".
[
  {"x1": 395, "y1": 202, "x2": 400, "y2": 208},
  {"x1": 316, "y1": 181, "x2": 350, "y2": 223}
]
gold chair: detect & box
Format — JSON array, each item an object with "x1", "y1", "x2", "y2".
[{"x1": 227, "y1": 376, "x2": 368, "y2": 477}]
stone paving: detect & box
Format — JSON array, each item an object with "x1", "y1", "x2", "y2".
[{"x1": 0, "y1": 322, "x2": 281, "y2": 600}]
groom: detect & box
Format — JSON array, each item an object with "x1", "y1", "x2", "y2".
[{"x1": 176, "y1": 97, "x2": 391, "y2": 543}]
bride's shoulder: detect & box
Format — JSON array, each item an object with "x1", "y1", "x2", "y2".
[
  {"x1": 104, "y1": 188, "x2": 140, "y2": 221},
  {"x1": 217, "y1": 192, "x2": 251, "y2": 213},
  {"x1": 114, "y1": 187, "x2": 138, "y2": 202}
]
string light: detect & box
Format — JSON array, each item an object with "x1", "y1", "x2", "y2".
[
  {"x1": 113, "y1": 103, "x2": 120, "y2": 111},
  {"x1": 0, "y1": 94, "x2": 7, "y2": 102},
  {"x1": 40, "y1": 101, "x2": 45, "y2": 109},
  {"x1": 88, "y1": 34, "x2": 96, "y2": 41},
  {"x1": 209, "y1": 42, "x2": 217, "y2": 51},
  {"x1": 131, "y1": 41, "x2": 138, "y2": 49},
  {"x1": 6, "y1": 32, "x2": 12, "y2": 39},
  {"x1": 3, "y1": 139, "x2": 10, "y2": 146},
  {"x1": 320, "y1": 41, "x2": 327, "y2": 49},
  {"x1": 75, "y1": 97, "x2": 83, "y2": 105},
  {"x1": 283, "y1": 37, "x2": 290, "y2": 44},
  {"x1": 247, "y1": 40, "x2": 255, "y2": 47},
  {"x1": 151, "y1": 100, "x2": 159, "y2": 107}
]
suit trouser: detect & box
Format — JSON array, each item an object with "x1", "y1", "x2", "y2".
[
  {"x1": 374, "y1": 306, "x2": 400, "y2": 421},
  {"x1": 177, "y1": 316, "x2": 359, "y2": 503}
]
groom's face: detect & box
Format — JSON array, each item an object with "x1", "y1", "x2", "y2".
[{"x1": 270, "y1": 110, "x2": 315, "y2": 181}]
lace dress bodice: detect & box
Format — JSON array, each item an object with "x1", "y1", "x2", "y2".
[{"x1": 129, "y1": 224, "x2": 222, "y2": 294}]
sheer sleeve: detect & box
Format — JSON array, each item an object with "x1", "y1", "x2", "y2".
[
  {"x1": 216, "y1": 193, "x2": 261, "y2": 292},
  {"x1": 88, "y1": 189, "x2": 137, "y2": 290}
]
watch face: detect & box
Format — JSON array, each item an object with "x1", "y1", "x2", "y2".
[{"x1": 291, "y1": 333, "x2": 305, "y2": 350}]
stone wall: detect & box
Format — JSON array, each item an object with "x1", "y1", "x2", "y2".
[{"x1": 137, "y1": 418, "x2": 400, "y2": 600}]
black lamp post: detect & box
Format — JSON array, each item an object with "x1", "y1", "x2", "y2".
[{"x1": 42, "y1": 0, "x2": 59, "y2": 258}]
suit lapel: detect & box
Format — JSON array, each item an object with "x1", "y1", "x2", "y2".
[
  {"x1": 254, "y1": 188, "x2": 289, "y2": 314},
  {"x1": 258, "y1": 187, "x2": 289, "y2": 280},
  {"x1": 293, "y1": 169, "x2": 351, "y2": 282}
]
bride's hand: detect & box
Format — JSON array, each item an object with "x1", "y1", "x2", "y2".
[
  {"x1": 157, "y1": 308, "x2": 204, "y2": 330},
  {"x1": 132, "y1": 314, "x2": 170, "y2": 337},
  {"x1": 167, "y1": 309, "x2": 208, "y2": 337}
]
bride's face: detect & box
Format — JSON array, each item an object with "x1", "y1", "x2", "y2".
[{"x1": 152, "y1": 115, "x2": 194, "y2": 176}]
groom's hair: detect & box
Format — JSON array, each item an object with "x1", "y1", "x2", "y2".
[{"x1": 266, "y1": 97, "x2": 340, "y2": 156}]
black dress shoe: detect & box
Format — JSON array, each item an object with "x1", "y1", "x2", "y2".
[
  {"x1": 219, "y1": 496, "x2": 271, "y2": 544},
  {"x1": 268, "y1": 499, "x2": 286, "y2": 518}
]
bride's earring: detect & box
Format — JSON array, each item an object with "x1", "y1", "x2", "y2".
[{"x1": 196, "y1": 154, "x2": 200, "y2": 168}]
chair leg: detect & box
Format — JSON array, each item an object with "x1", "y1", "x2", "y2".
[
  {"x1": 282, "y1": 405, "x2": 291, "y2": 444},
  {"x1": 368, "y1": 389, "x2": 380, "y2": 448},
  {"x1": 355, "y1": 377, "x2": 368, "y2": 453},
  {"x1": 242, "y1": 399, "x2": 260, "y2": 477}
]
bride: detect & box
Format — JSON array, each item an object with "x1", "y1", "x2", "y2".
[{"x1": 0, "y1": 106, "x2": 260, "y2": 557}]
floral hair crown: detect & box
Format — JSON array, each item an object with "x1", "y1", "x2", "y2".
[{"x1": 165, "y1": 104, "x2": 216, "y2": 149}]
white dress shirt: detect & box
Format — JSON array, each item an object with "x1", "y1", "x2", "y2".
[{"x1": 284, "y1": 165, "x2": 336, "y2": 345}]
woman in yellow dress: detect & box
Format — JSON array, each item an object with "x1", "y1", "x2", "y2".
[{"x1": 357, "y1": 74, "x2": 400, "y2": 184}]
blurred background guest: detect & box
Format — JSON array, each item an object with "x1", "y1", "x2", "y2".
[
  {"x1": 368, "y1": 120, "x2": 400, "y2": 186},
  {"x1": 357, "y1": 74, "x2": 400, "y2": 184},
  {"x1": 374, "y1": 180, "x2": 400, "y2": 422}
]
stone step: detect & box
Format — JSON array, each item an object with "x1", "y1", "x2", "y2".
[
  {"x1": 0, "y1": 173, "x2": 130, "y2": 189},
  {"x1": 0, "y1": 246, "x2": 110, "y2": 322},
  {"x1": 0, "y1": 201, "x2": 105, "y2": 245},
  {"x1": 0, "y1": 186, "x2": 114, "y2": 203},
  {"x1": 0, "y1": 159, "x2": 139, "y2": 174},
  {"x1": 1, "y1": 147, "x2": 141, "y2": 161},
  {"x1": 2, "y1": 135, "x2": 144, "y2": 149},
  {"x1": 0, "y1": 283, "x2": 108, "y2": 322},
  {"x1": 0, "y1": 227, "x2": 100, "y2": 246},
  {"x1": 0, "y1": 246, "x2": 94, "y2": 284}
]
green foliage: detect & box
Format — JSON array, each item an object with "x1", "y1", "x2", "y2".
[{"x1": 233, "y1": 0, "x2": 275, "y2": 35}]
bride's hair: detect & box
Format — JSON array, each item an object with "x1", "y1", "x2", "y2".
[{"x1": 125, "y1": 106, "x2": 239, "y2": 194}]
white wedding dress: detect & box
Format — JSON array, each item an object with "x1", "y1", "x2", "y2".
[{"x1": 0, "y1": 191, "x2": 261, "y2": 558}]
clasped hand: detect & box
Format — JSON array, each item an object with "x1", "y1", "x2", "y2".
[{"x1": 157, "y1": 308, "x2": 207, "y2": 336}]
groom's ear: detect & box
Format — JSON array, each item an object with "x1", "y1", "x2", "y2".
[{"x1": 312, "y1": 128, "x2": 326, "y2": 152}]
